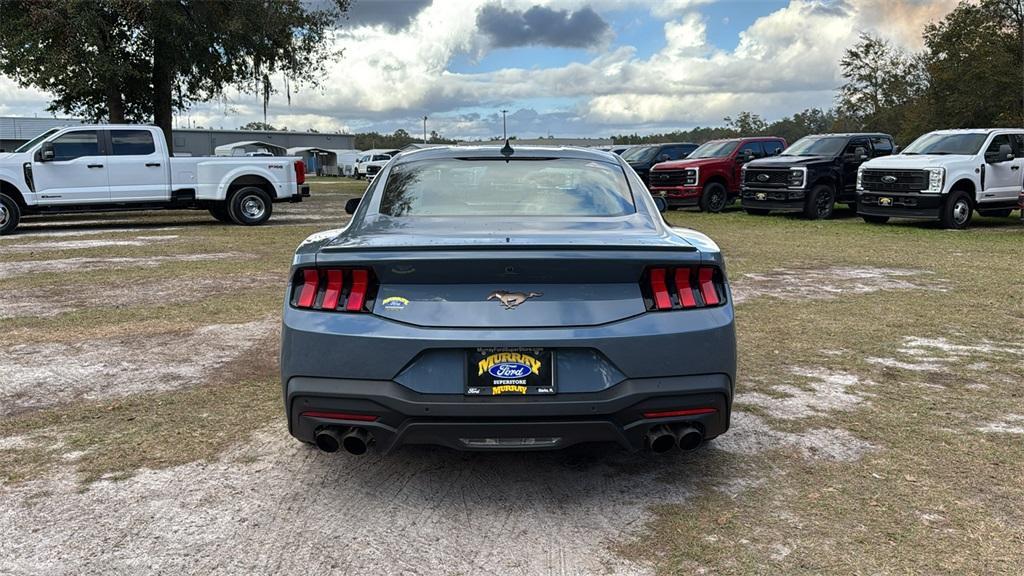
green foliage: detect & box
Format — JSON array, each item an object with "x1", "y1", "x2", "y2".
[
  {"x1": 922, "y1": 0, "x2": 1023, "y2": 128},
  {"x1": 239, "y1": 122, "x2": 280, "y2": 132},
  {"x1": 353, "y1": 129, "x2": 457, "y2": 150},
  {"x1": 612, "y1": 108, "x2": 838, "y2": 146},
  {"x1": 0, "y1": 0, "x2": 350, "y2": 148}
]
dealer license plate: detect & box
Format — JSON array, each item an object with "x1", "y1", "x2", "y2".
[{"x1": 466, "y1": 348, "x2": 554, "y2": 396}]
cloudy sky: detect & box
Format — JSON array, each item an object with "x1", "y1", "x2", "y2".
[{"x1": 0, "y1": 0, "x2": 957, "y2": 139}]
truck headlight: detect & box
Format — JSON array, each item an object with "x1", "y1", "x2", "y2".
[
  {"x1": 787, "y1": 168, "x2": 806, "y2": 188},
  {"x1": 684, "y1": 167, "x2": 698, "y2": 186},
  {"x1": 926, "y1": 168, "x2": 944, "y2": 194},
  {"x1": 856, "y1": 167, "x2": 864, "y2": 191}
]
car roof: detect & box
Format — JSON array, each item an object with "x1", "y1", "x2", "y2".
[
  {"x1": 804, "y1": 133, "x2": 893, "y2": 139},
  {"x1": 393, "y1": 145, "x2": 620, "y2": 163},
  {"x1": 924, "y1": 128, "x2": 1024, "y2": 135}
]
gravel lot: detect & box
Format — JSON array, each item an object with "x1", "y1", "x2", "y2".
[{"x1": 2, "y1": 180, "x2": 1023, "y2": 575}]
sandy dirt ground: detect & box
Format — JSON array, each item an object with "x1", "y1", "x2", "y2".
[{"x1": 0, "y1": 406, "x2": 867, "y2": 576}]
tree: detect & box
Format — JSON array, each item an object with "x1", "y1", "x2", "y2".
[
  {"x1": 723, "y1": 112, "x2": 768, "y2": 135},
  {"x1": 239, "y1": 121, "x2": 279, "y2": 131},
  {"x1": 0, "y1": 0, "x2": 350, "y2": 150},
  {"x1": 922, "y1": 0, "x2": 1023, "y2": 128},
  {"x1": 837, "y1": 33, "x2": 927, "y2": 140}
]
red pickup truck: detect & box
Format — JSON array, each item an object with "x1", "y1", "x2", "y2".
[{"x1": 648, "y1": 137, "x2": 787, "y2": 212}]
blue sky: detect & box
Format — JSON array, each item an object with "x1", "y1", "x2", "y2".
[{"x1": 0, "y1": 0, "x2": 957, "y2": 139}]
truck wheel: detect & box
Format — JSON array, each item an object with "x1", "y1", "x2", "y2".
[
  {"x1": 208, "y1": 203, "x2": 232, "y2": 223},
  {"x1": 803, "y1": 184, "x2": 835, "y2": 219},
  {"x1": 940, "y1": 190, "x2": 972, "y2": 229},
  {"x1": 745, "y1": 208, "x2": 771, "y2": 216},
  {"x1": 0, "y1": 194, "x2": 21, "y2": 235},
  {"x1": 861, "y1": 214, "x2": 889, "y2": 224},
  {"x1": 699, "y1": 182, "x2": 729, "y2": 213},
  {"x1": 228, "y1": 187, "x2": 273, "y2": 226},
  {"x1": 978, "y1": 208, "x2": 1012, "y2": 218}
]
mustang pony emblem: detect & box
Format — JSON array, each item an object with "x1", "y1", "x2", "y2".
[{"x1": 487, "y1": 290, "x2": 543, "y2": 309}]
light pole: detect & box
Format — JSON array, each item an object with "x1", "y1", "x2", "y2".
[
  {"x1": 422, "y1": 115, "x2": 428, "y2": 144},
  {"x1": 500, "y1": 109, "x2": 508, "y2": 140}
]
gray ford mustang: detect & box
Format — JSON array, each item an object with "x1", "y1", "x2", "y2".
[{"x1": 281, "y1": 145, "x2": 736, "y2": 456}]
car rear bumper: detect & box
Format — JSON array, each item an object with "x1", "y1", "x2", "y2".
[{"x1": 286, "y1": 373, "x2": 732, "y2": 452}]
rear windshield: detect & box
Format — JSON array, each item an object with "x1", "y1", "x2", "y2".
[{"x1": 378, "y1": 158, "x2": 636, "y2": 217}]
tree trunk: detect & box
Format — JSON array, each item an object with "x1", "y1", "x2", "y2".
[
  {"x1": 106, "y1": 85, "x2": 125, "y2": 124},
  {"x1": 151, "y1": 35, "x2": 175, "y2": 153}
]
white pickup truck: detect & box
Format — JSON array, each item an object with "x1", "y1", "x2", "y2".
[
  {"x1": 0, "y1": 124, "x2": 310, "y2": 235},
  {"x1": 856, "y1": 128, "x2": 1024, "y2": 229}
]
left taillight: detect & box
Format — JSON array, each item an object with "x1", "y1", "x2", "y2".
[
  {"x1": 291, "y1": 267, "x2": 376, "y2": 313},
  {"x1": 294, "y1": 160, "x2": 306, "y2": 185},
  {"x1": 641, "y1": 266, "x2": 726, "y2": 311}
]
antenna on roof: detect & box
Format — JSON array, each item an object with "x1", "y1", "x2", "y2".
[{"x1": 500, "y1": 138, "x2": 514, "y2": 161}]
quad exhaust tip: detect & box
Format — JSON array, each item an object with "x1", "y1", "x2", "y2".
[
  {"x1": 315, "y1": 427, "x2": 372, "y2": 455},
  {"x1": 647, "y1": 425, "x2": 677, "y2": 454},
  {"x1": 675, "y1": 426, "x2": 704, "y2": 452},
  {"x1": 341, "y1": 428, "x2": 370, "y2": 455},
  {"x1": 314, "y1": 428, "x2": 342, "y2": 453}
]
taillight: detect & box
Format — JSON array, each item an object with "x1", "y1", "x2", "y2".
[
  {"x1": 291, "y1": 267, "x2": 376, "y2": 312},
  {"x1": 642, "y1": 266, "x2": 726, "y2": 310},
  {"x1": 294, "y1": 160, "x2": 306, "y2": 185}
]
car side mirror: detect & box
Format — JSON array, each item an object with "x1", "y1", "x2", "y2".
[
  {"x1": 986, "y1": 144, "x2": 1014, "y2": 164},
  {"x1": 38, "y1": 142, "x2": 55, "y2": 162},
  {"x1": 345, "y1": 197, "x2": 360, "y2": 215},
  {"x1": 892, "y1": 145, "x2": 901, "y2": 154},
  {"x1": 854, "y1": 146, "x2": 868, "y2": 160},
  {"x1": 652, "y1": 195, "x2": 668, "y2": 213}
]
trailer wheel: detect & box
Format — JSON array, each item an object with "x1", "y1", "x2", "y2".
[
  {"x1": 228, "y1": 187, "x2": 273, "y2": 226},
  {"x1": 208, "y1": 202, "x2": 232, "y2": 223},
  {"x1": 0, "y1": 193, "x2": 21, "y2": 235}
]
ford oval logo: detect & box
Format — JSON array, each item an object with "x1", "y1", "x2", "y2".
[
  {"x1": 756, "y1": 173, "x2": 769, "y2": 182},
  {"x1": 881, "y1": 175, "x2": 897, "y2": 183},
  {"x1": 488, "y1": 362, "x2": 533, "y2": 378}
]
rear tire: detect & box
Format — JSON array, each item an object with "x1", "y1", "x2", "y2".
[
  {"x1": 939, "y1": 190, "x2": 972, "y2": 230},
  {"x1": 861, "y1": 214, "x2": 889, "y2": 224},
  {"x1": 228, "y1": 187, "x2": 273, "y2": 226},
  {"x1": 0, "y1": 193, "x2": 21, "y2": 235},
  {"x1": 699, "y1": 182, "x2": 729, "y2": 213},
  {"x1": 208, "y1": 203, "x2": 232, "y2": 223},
  {"x1": 803, "y1": 184, "x2": 835, "y2": 219},
  {"x1": 745, "y1": 208, "x2": 771, "y2": 216}
]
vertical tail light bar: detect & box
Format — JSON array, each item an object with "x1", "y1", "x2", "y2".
[
  {"x1": 296, "y1": 269, "x2": 319, "y2": 308},
  {"x1": 291, "y1": 267, "x2": 375, "y2": 313},
  {"x1": 698, "y1": 267, "x2": 720, "y2": 306},
  {"x1": 321, "y1": 269, "x2": 344, "y2": 310},
  {"x1": 346, "y1": 269, "x2": 369, "y2": 312},
  {"x1": 294, "y1": 160, "x2": 306, "y2": 185},
  {"x1": 648, "y1": 268, "x2": 673, "y2": 310},
  {"x1": 643, "y1": 266, "x2": 725, "y2": 311}
]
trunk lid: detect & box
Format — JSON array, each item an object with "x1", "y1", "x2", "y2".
[{"x1": 317, "y1": 216, "x2": 700, "y2": 328}]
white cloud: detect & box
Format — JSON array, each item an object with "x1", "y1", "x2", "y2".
[{"x1": 0, "y1": 0, "x2": 958, "y2": 138}]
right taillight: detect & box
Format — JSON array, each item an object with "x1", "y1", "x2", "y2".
[
  {"x1": 291, "y1": 267, "x2": 376, "y2": 313},
  {"x1": 643, "y1": 266, "x2": 725, "y2": 310}
]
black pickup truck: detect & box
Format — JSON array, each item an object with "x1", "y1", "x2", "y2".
[{"x1": 740, "y1": 133, "x2": 896, "y2": 219}]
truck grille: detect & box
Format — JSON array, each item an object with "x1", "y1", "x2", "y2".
[
  {"x1": 649, "y1": 170, "x2": 694, "y2": 187},
  {"x1": 861, "y1": 169, "x2": 928, "y2": 192},
  {"x1": 743, "y1": 169, "x2": 789, "y2": 188},
  {"x1": 366, "y1": 165, "x2": 382, "y2": 176}
]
